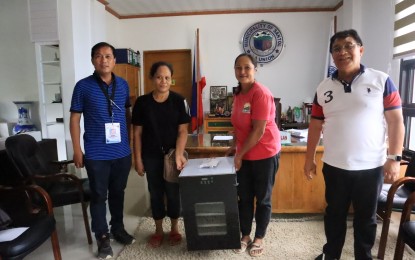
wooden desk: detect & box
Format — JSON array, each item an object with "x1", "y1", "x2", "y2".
[
  {"x1": 185, "y1": 134, "x2": 326, "y2": 213},
  {"x1": 186, "y1": 134, "x2": 230, "y2": 158},
  {"x1": 274, "y1": 145, "x2": 325, "y2": 213}
]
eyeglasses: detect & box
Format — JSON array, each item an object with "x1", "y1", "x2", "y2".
[{"x1": 332, "y1": 43, "x2": 361, "y2": 54}]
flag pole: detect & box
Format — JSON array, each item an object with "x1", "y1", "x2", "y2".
[{"x1": 196, "y1": 28, "x2": 201, "y2": 133}]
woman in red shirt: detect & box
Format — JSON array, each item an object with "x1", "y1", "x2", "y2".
[{"x1": 228, "y1": 53, "x2": 281, "y2": 257}]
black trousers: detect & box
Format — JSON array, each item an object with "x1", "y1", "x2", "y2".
[
  {"x1": 143, "y1": 155, "x2": 181, "y2": 220},
  {"x1": 236, "y1": 154, "x2": 279, "y2": 239},
  {"x1": 85, "y1": 155, "x2": 132, "y2": 237},
  {"x1": 322, "y1": 163, "x2": 383, "y2": 260}
]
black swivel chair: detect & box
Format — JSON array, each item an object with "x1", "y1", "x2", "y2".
[
  {"x1": 393, "y1": 190, "x2": 415, "y2": 259},
  {"x1": 5, "y1": 134, "x2": 92, "y2": 245},
  {"x1": 377, "y1": 151, "x2": 415, "y2": 259},
  {"x1": 0, "y1": 184, "x2": 61, "y2": 260}
]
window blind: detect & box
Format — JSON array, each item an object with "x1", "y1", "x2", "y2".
[{"x1": 393, "y1": 0, "x2": 415, "y2": 58}]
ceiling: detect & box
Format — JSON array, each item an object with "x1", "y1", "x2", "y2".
[{"x1": 100, "y1": 0, "x2": 343, "y2": 19}]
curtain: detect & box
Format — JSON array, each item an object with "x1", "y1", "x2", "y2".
[{"x1": 393, "y1": 0, "x2": 415, "y2": 58}]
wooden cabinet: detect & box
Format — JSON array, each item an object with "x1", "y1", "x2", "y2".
[
  {"x1": 113, "y1": 64, "x2": 141, "y2": 100},
  {"x1": 113, "y1": 64, "x2": 141, "y2": 162},
  {"x1": 203, "y1": 116, "x2": 233, "y2": 134}
]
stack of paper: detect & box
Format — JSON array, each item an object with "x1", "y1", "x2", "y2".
[
  {"x1": 286, "y1": 128, "x2": 308, "y2": 138},
  {"x1": 199, "y1": 158, "x2": 220, "y2": 168},
  {"x1": 212, "y1": 135, "x2": 233, "y2": 141}
]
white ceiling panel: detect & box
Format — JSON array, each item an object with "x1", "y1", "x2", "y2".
[{"x1": 102, "y1": 0, "x2": 342, "y2": 17}]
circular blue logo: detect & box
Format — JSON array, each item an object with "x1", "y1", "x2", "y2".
[{"x1": 242, "y1": 21, "x2": 284, "y2": 64}]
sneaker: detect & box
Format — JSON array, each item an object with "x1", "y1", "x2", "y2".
[
  {"x1": 315, "y1": 253, "x2": 338, "y2": 260},
  {"x1": 97, "y1": 233, "x2": 113, "y2": 259},
  {"x1": 112, "y1": 229, "x2": 136, "y2": 245}
]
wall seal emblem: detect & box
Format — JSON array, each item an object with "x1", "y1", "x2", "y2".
[{"x1": 241, "y1": 21, "x2": 284, "y2": 64}]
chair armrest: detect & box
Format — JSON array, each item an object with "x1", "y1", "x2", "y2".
[
  {"x1": 31, "y1": 173, "x2": 87, "y2": 201},
  {"x1": 50, "y1": 160, "x2": 74, "y2": 166},
  {"x1": 32, "y1": 172, "x2": 82, "y2": 184},
  {"x1": 385, "y1": 177, "x2": 415, "y2": 209},
  {"x1": 400, "y1": 191, "x2": 415, "y2": 225},
  {"x1": 0, "y1": 184, "x2": 54, "y2": 216},
  {"x1": 50, "y1": 160, "x2": 74, "y2": 173}
]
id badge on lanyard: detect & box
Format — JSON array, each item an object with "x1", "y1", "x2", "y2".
[
  {"x1": 95, "y1": 74, "x2": 122, "y2": 144},
  {"x1": 105, "y1": 99, "x2": 122, "y2": 144},
  {"x1": 105, "y1": 122, "x2": 121, "y2": 144}
]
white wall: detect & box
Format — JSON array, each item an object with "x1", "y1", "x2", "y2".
[
  {"x1": 0, "y1": 0, "x2": 39, "y2": 127},
  {"x1": 336, "y1": 0, "x2": 400, "y2": 84},
  {"x1": 0, "y1": 0, "x2": 399, "y2": 140},
  {"x1": 360, "y1": 0, "x2": 400, "y2": 83},
  {"x1": 116, "y1": 12, "x2": 333, "y2": 112}
]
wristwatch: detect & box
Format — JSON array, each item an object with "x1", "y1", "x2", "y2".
[{"x1": 386, "y1": 154, "x2": 402, "y2": 162}]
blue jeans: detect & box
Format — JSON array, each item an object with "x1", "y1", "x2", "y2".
[
  {"x1": 85, "y1": 155, "x2": 131, "y2": 238},
  {"x1": 143, "y1": 155, "x2": 181, "y2": 220},
  {"x1": 236, "y1": 154, "x2": 279, "y2": 239},
  {"x1": 322, "y1": 163, "x2": 383, "y2": 260}
]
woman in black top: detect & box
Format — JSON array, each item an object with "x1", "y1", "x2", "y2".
[{"x1": 131, "y1": 61, "x2": 190, "y2": 248}]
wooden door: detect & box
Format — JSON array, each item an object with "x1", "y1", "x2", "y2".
[{"x1": 143, "y1": 50, "x2": 192, "y2": 106}]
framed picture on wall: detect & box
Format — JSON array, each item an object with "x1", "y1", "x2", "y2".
[
  {"x1": 210, "y1": 86, "x2": 227, "y2": 100},
  {"x1": 210, "y1": 99, "x2": 227, "y2": 116}
]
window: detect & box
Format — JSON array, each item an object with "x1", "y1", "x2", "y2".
[{"x1": 399, "y1": 58, "x2": 415, "y2": 152}]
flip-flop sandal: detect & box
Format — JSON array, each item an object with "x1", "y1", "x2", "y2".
[
  {"x1": 168, "y1": 232, "x2": 182, "y2": 246},
  {"x1": 249, "y1": 242, "x2": 264, "y2": 257},
  {"x1": 233, "y1": 240, "x2": 252, "y2": 254},
  {"x1": 147, "y1": 233, "x2": 164, "y2": 248}
]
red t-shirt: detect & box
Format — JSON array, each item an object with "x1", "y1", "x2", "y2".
[{"x1": 231, "y1": 82, "x2": 280, "y2": 160}]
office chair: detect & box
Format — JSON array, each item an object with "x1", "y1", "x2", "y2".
[
  {"x1": 393, "y1": 190, "x2": 415, "y2": 260},
  {"x1": 0, "y1": 184, "x2": 61, "y2": 260},
  {"x1": 377, "y1": 151, "x2": 415, "y2": 259},
  {"x1": 5, "y1": 134, "x2": 92, "y2": 245}
]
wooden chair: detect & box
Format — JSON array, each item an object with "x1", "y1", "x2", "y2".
[
  {"x1": 393, "y1": 190, "x2": 415, "y2": 259},
  {"x1": 0, "y1": 184, "x2": 61, "y2": 260},
  {"x1": 377, "y1": 151, "x2": 415, "y2": 259},
  {"x1": 4, "y1": 134, "x2": 92, "y2": 245}
]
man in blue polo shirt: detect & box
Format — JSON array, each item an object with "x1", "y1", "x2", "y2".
[{"x1": 70, "y1": 42, "x2": 135, "y2": 259}]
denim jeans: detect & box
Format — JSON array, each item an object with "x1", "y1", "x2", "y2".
[
  {"x1": 143, "y1": 155, "x2": 181, "y2": 220},
  {"x1": 322, "y1": 163, "x2": 383, "y2": 260},
  {"x1": 85, "y1": 155, "x2": 131, "y2": 238},
  {"x1": 236, "y1": 154, "x2": 279, "y2": 239}
]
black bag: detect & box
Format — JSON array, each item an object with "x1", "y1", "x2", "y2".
[{"x1": 163, "y1": 149, "x2": 188, "y2": 183}]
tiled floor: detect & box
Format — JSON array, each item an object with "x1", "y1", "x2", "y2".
[
  {"x1": 29, "y1": 168, "x2": 150, "y2": 260},
  {"x1": 28, "y1": 168, "x2": 408, "y2": 260}
]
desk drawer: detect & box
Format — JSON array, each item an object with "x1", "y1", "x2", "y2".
[
  {"x1": 204, "y1": 117, "x2": 233, "y2": 134},
  {"x1": 207, "y1": 121, "x2": 232, "y2": 128}
]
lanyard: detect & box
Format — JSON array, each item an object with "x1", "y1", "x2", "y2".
[{"x1": 94, "y1": 72, "x2": 117, "y2": 120}]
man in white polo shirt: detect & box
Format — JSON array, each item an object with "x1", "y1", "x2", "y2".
[{"x1": 304, "y1": 29, "x2": 405, "y2": 260}]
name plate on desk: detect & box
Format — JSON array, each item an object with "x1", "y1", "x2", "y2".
[{"x1": 280, "y1": 131, "x2": 291, "y2": 144}]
